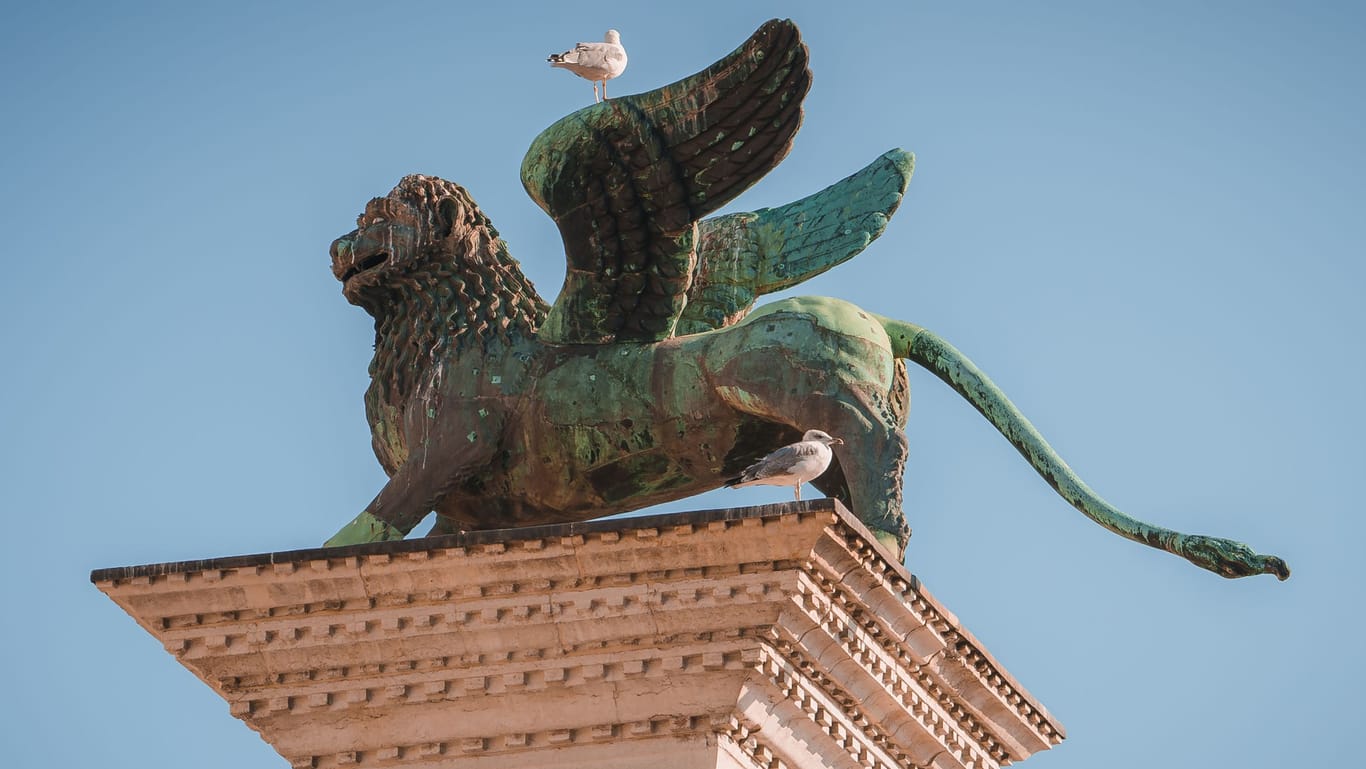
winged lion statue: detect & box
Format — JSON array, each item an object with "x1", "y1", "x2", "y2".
[{"x1": 323, "y1": 20, "x2": 1288, "y2": 580}]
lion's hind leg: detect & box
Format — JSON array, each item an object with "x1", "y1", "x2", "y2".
[
  {"x1": 714, "y1": 370, "x2": 912, "y2": 555},
  {"x1": 807, "y1": 399, "x2": 910, "y2": 554}
]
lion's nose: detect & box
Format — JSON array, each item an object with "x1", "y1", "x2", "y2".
[{"x1": 330, "y1": 235, "x2": 355, "y2": 279}]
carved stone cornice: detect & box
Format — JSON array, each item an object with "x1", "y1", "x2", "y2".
[{"x1": 93, "y1": 500, "x2": 1062, "y2": 767}]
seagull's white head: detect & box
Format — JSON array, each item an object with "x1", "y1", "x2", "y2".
[
  {"x1": 605, "y1": 29, "x2": 622, "y2": 44},
  {"x1": 801, "y1": 430, "x2": 844, "y2": 446}
]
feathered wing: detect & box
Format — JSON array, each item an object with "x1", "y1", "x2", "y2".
[
  {"x1": 677, "y1": 148, "x2": 914, "y2": 335},
  {"x1": 522, "y1": 19, "x2": 811, "y2": 344},
  {"x1": 728, "y1": 441, "x2": 823, "y2": 485},
  {"x1": 551, "y1": 40, "x2": 625, "y2": 76},
  {"x1": 734, "y1": 445, "x2": 802, "y2": 483}
]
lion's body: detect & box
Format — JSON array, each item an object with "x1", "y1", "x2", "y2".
[
  {"x1": 360, "y1": 269, "x2": 912, "y2": 539},
  {"x1": 325, "y1": 172, "x2": 1287, "y2": 579}
]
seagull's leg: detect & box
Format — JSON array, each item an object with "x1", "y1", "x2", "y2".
[
  {"x1": 794, "y1": 485, "x2": 801, "y2": 501},
  {"x1": 602, "y1": 81, "x2": 609, "y2": 100},
  {"x1": 593, "y1": 82, "x2": 601, "y2": 103}
]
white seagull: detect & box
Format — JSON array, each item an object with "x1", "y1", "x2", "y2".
[
  {"x1": 548, "y1": 29, "x2": 628, "y2": 103},
  {"x1": 725, "y1": 430, "x2": 844, "y2": 501}
]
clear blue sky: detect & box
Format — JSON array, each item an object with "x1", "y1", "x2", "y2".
[{"x1": 3, "y1": 2, "x2": 1362, "y2": 767}]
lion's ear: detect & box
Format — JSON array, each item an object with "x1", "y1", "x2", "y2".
[{"x1": 435, "y1": 197, "x2": 461, "y2": 240}]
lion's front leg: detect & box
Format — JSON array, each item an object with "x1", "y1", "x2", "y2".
[
  {"x1": 323, "y1": 460, "x2": 465, "y2": 546},
  {"x1": 426, "y1": 515, "x2": 464, "y2": 537},
  {"x1": 324, "y1": 413, "x2": 503, "y2": 547}
]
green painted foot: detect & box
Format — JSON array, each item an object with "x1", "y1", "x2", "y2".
[
  {"x1": 324, "y1": 511, "x2": 406, "y2": 547},
  {"x1": 872, "y1": 529, "x2": 903, "y2": 557}
]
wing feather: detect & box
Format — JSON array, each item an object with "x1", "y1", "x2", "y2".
[
  {"x1": 677, "y1": 149, "x2": 914, "y2": 334},
  {"x1": 523, "y1": 19, "x2": 811, "y2": 344},
  {"x1": 741, "y1": 442, "x2": 822, "y2": 481}
]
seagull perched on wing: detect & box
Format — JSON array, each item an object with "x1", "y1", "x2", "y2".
[
  {"x1": 725, "y1": 430, "x2": 844, "y2": 501},
  {"x1": 548, "y1": 29, "x2": 628, "y2": 103}
]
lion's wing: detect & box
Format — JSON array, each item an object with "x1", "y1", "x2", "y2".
[
  {"x1": 521, "y1": 19, "x2": 810, "y2": 344},
  {"x1": 677, "y1": 148, "x2": 914, "y2": 335}
]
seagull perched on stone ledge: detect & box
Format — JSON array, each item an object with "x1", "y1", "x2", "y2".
[
  {"x1": 548, "y1": 29, "x2": 628, "y2": 103},
  {"x1": 725, "y1": 430, "x2": 844, "y2": 501}
]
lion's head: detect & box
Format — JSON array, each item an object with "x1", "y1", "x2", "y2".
[{"x1": 330, "y1": 174, "x2": 527, "y2": 314}]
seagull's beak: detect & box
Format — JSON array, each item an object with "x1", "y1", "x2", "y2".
[{"x1": 832, "y1": 438, "x2": 844, "y2": 445}]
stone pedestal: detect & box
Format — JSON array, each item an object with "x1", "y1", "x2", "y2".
[{"x1": 92, "y1": 500, "x2": 1063, "y2": 768}]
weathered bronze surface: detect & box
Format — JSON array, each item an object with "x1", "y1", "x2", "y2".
[{"x1": 324, "y1": 19, "x2": 1288, "y2": 580}]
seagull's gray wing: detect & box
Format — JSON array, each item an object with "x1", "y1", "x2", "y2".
[
  {"x1": 745, "y1": 442, "x2": 821, "y2": 479},
  {"x1": 567, "y1": 42, "x2": 612, "y2": 68}
]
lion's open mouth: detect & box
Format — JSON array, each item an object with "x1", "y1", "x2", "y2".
[{"x1": 342, "y1": 251, "x2": 390, "y2": 283}]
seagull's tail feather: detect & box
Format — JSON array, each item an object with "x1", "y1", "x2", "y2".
[
  {"x1": 724, "y1": 468, "x2": 765, "y2": 487},
  {"x1": 873, "y1": 314, "x2": 1289, "y2": 580}
]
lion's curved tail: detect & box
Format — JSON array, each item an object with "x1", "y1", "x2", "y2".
[{"x1": 874, "y1": 314, "x2": 1289, "y2": 580}]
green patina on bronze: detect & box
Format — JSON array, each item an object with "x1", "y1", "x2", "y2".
[{"x1": 323, "y1": 19, "x2": 1288, "y2": 581}]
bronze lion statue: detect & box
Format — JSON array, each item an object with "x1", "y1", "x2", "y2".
[{"x1": 323, "y1": 20, "x2": 1287, "y2": 580}]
